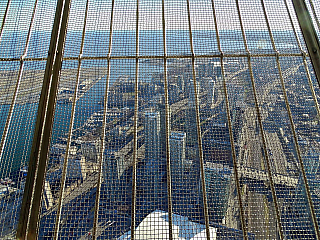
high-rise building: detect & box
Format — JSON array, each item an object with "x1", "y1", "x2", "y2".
[
  {"x1": 103, "y1": 151, "x2": 120, "y2": 203},
  {"x1": 42, "y1": 181, "x2": 53, "y2": 210},
  {"x1": 203, "y1": 163, "x2": 231, "y2": 223},
  {"x1": 144, "y1": 111, "x2": 160, "y2": 163},
  {"x1": 143, "y1": 111, "x2": 163, "y2": 204},
  {"x1": 207, "y1": 77, "x2": 215, "y2": 107},
  {"x1": 157, "y1": 103, "x2": 170, "y2": 159},
  {"x1": 170, "y1": 131, "x2": 186, "y2": 191}
]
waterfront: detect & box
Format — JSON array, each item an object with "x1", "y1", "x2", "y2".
[{"x1": 0, "y1": 29, "x2": 319, "y2": 239}]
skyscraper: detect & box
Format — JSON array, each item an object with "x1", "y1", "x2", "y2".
[
  {"x1": 144, "y1": 111, "x2": 160, "y2": 163},
  {"x1": 170, "y1": 131, "x2": 186, "y2": 191},
  {"x1": 207, "y1": 77, "x2": 215, "y2": 107},
  {"x1": 143, "y1": 111, "x2": 163, "y2": 205},
  {"x1": 157, "y1": 103, "x2": 170, "y2": 159},
  {"x1": 103, "y1": 151, "x2": 120, "y2": 203},
  {"x1": 203, "y1": 163, "x2": 231, "y2": 223}
]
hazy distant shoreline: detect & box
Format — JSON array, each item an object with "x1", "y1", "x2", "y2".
[{"x1": 0, "y1": 67, "x2": 107, "y2": 105}]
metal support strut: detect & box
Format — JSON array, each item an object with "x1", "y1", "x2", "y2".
[
  {"x1": 292, "y1": 0, "x2": 320, "y2": 88},
  {"x1": 16, "y1": 0, "x2": 72, "y2": 239}
]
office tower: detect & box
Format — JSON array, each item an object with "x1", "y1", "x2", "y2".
[
  {"x1": 60, "y1": 148, "x2": 85, "y2": 180},
  {"x1": 158, "y1": 103, "x2": 170, "y2": 159},
  {"x1": 144, "y1": 111, "x2": 161, "y2": 163},
  {"x1": 186, "y1": 79, "x2": 200, "y2": 147},
  {"x1": 42, "y1": 180, "x2": 53, "y2": 210},
  {"x1": 81, "y1": 141, "x2": 99, "y2": 162},
  {"x1": 207, "y1": 77, "x2": 215, "y2": 107},
  {"x1": 215, "y1": 65, "x2": 222, "y2": 79},
  {"x1": 198, "y1": 63, "x2": 207, "y2": 78},
  {"x1": 304, "y1": 146, "x2": 320, "y2": 177},
  {"x1": 103, "y1": 151, "x2": 119, "y2": 203},
  {"x1": 143, "y1": 111, "x2": 162, "y2": 204},
  {"x1": 170, "y1": 131, "x2": 186, "y2": 191},
  {"x1": 187, "y1": 79, "x2": 200, "y2": 109},
  {"x1": 203, "y1": 163, "x2": 231, "y2": 223},
  {"x1": 175, "y1": 75, "x2": 185, "y2": 93}
]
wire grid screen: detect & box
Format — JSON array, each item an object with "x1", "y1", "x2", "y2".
[
  {"x1": 305, "y1": 0, "x2": 320, "y2": 39},
  {"x1": 0, "y1": 0, "x2": 319, "y2": 239},
  {"x1": 0, "y1": 0, "x2": 57, "y2": 238}
]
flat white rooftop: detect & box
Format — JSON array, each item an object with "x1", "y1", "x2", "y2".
[{"x1": 118, "y1": 210, "x2": 216, "y2": 240}]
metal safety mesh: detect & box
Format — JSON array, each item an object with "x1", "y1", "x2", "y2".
[{"x1": 0, "y1": 0, "x2": 320, "y2": 239}]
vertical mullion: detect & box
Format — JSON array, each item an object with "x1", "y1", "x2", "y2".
[
  {"x1": 161, "y1": 0, "x2": 173, "y2": 239},
  {"x1": 209, "y1": 0, "x2": 248, "y2": 239},
  {"x1": 292, "y1": 0, "x2": 320, "y2": 88},
  {"x1": 0, "y1": 0, "x2": 11, "y2": 42},
  {"x1": 185, "y1": 0, "x2": 210, "y2": 239},
  {"x1": 307, "y1": 0, "x2": 320, "y2": 33},
  {"x1": 260, "y1": 0, "x2": 320, "y2": 238},
  {"x1": 301, "y1": 57, "x2": 320, "y2": 120},
  {"x1": 234, "y1": 0, "x2": 285, "y2": 238},
  {"x1": 131, "y1": 0, "x2": 139, "y2": 238},
  {"x1": 17, "y1": 0, "x2": 72, "y2": 238},
  {"x1": 283, "y1": 0, "x2": 320, "y2": 121},
  {"x1": 53, "y1": 1, "x2": 90, "y2": 239},
  {"x1": 92, "y1": 0, "x2": 115, "y2": 239},
  {"x1": 0, "y1": 0, "x2": 38, "y2": 166}
]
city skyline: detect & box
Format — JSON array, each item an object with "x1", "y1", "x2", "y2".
[{"x1": 0, "y1": 0, "x2": 320, "y2": 239}]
